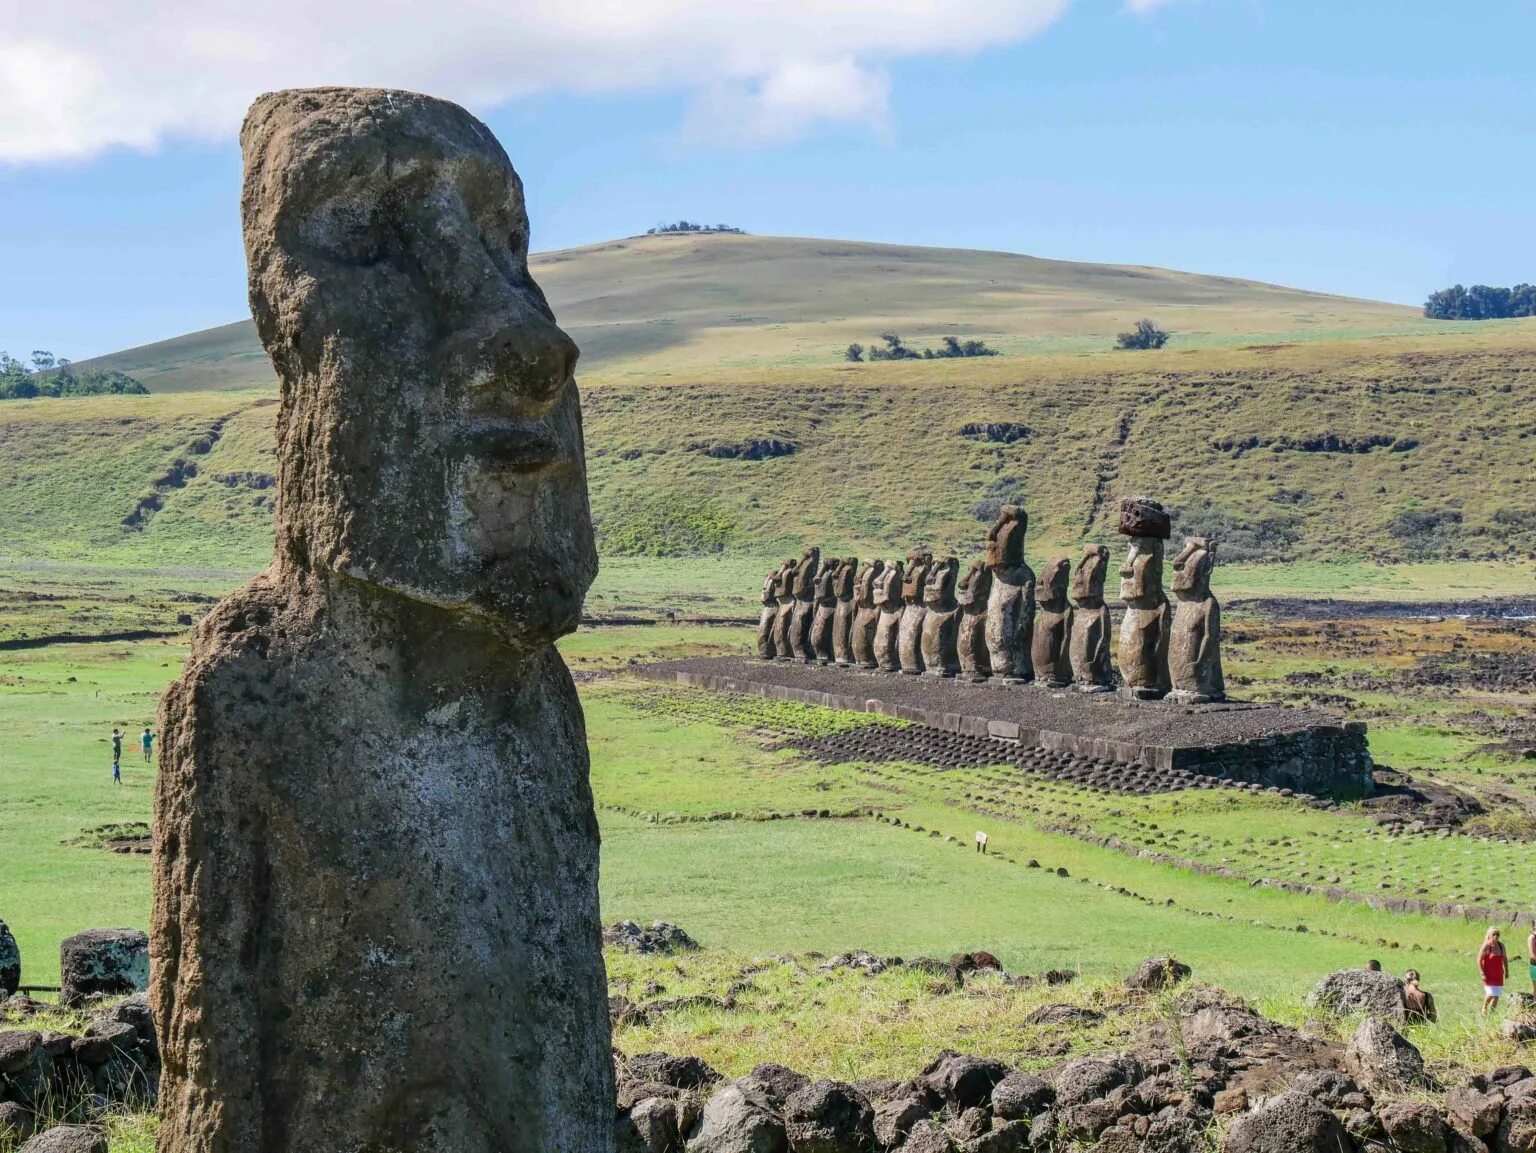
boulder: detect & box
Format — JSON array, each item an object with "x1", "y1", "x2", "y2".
[
  {"x1": 606, "y1": 922, "x2": 701, "y2": 956},
  {"x1": 1499, "y1": 1097, "x2": 1536, "y2": 1153},
  {"x1": 818, "y1": 952, "x2": 890, "y2": 977},
  {"x1": 1446, "y1": 1086, "x2": 1504, "y2": 1139},
  {"x1": 898, "y1": 1120, "x2": 956, "y2": 1153},
  {"x1": 918, "y1": 1051, "x2": 1010, "y2": 1111},
  {"x1": 1344, "y1": 1017, "x2": 1428, "y2": 1090},
  {"x1": 1307, "y1": 968, "x2": 1405, "y2": 1022},
  {"x1": 874, "y1": 1096, "x2": 935, "y2": 1147},
  {"x1": 738, "y1": 1064, "x2": 811, "y2": 1109},
  {"x1": 18, "y1": 1128, "x2": 108, "y2": 1153},
  {"x1": 626, "y1": 1053, "x2": 723, "y2": 1091},
  {"x1": 0, "y1": 1029, "x2": 40, "y2": 1074},
  {"x1": 1051, "y1": 1057, "x2": 1131, "y2": 1107},
  {"x1": 1288, "y1": 1070, "x2": 1364, "y2": 1110},
  {"x1": 57, "y1": 929, "x2": 147, "y2": 1008},
  {"x1": 0, "y1": 1101, "x2": 36, "y2": 1142},
  {"x1": 1376, "y1": 1100, "x2": 1449, "y2": 1153},
  {"x1": 0, "y1": 920, "x2": 18, "y2": 996},
  {"x1": 618, "y1": 1097, "x2": 684, "y2": 1153},
  {"x1": 1126, "y1": 957, "x2": 1192, "y2": 993},
  {"x1": 990, "y1": 1071, "x2": 1054, "y2": 1121},
  {"x1": 1025, "y1": 1004, "x2": 1104, "y2": 1027},
  {"x1": 687, "y1": 1083, "x2": 788, "y2": 1153},
  {"x1": 959, "y1": 1120, "x2": 1031, "y2": 1152},
  {"x1": 1221, "y1": 1091, "x2": 1354, "y2": 1152},
  {"x1": 783, "y1": 1080, "x2": 876, "y2": 1151}
]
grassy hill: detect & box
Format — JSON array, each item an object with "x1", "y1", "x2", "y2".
[{"x1": 71, "y1": 233, "x2": 1446, "y2": 392}]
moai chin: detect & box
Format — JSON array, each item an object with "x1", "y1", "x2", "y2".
[
  {"x1": 1168, "y1": 536, "x2": 1225, "y2": 703},
  {"x1": 757, "y1": 559, "x2": 793, "y2": 660},
  {"x1": 984, "y1": 506, "x2": 1036, "y2": 683},
  {"x1": 152, "y1": 88, "x2": 611, "y2": 1153},
  {"x1": 850, "y1": 559, "x2": 885, "y2": 669},
  {"x1": 919, "y1": 555, "x2": 962, "y2": 677},
  {"x1": 788, "y1": 546, "x2": 820, "y2": 662},
  {"x1": 1031, "y1": 556, "x2": 1074, "y2": 688},
  {"x1": 831, "y1": 557, "x2": 859, "y2": 666},
  {"x1": 810, "y1": 562, "x2": 838, "y2": 665},
  {"x1": 772, "y1": 557, "x2": 798, "y2": 660},
  {"x1": 1069, "y1": 544, "x2": 1114, "y2": 692},
  {"x1": 1116, "y1": 497, "x2": 1173, "y2": 700},
  {"x1": 872, "y1": 559, "x2": 905, "y2": 673},
  {"x1": 897, "y1": 549, "x2": 933, "y2": 675},
  {"x1": 956, "y1": 559, "x2": 993, "y2": 682}
]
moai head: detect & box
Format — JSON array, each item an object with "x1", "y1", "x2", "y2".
[
  {"x1": 813, "y1": 562, "x2": 837, "y2": 603},
  {"x1": 761, "y1": 566, "x2": 779, "y2": 607},
  {"x1": 1119, "y1": 537, "x2": 1166, "y2": 604},
  {"x1": 923, "y1": 555, "x2": 960, "y2": 610},
  {"x1": 792, "y1": 547, "x2": 821, "y2": 598},
  {"x1": 834, "y1": 557, "x2": 858, "y2": 600},
  {"x1": 242, "y1": 88, "x2": 595, "y2": 650},
  {"x1": 855, "y1": 559, "x2": 885, "y2": 608},
  {"x1": 1037, "y1": 556, "x2": 1071, "y2": 609},
  {"x1": 1071, "y1": 545, "x2": 1109, "y2": 608},
  {"x1": 1171, "y1": 536, "x2": 1217, "y2": 599},
  {"x1": 985, "y1": 506, "x2": 1027, "y2": 570},
  {"x1": 902, "y1": 550, "x2": 933, "y2": 604},
  {"x1": 774, "y1": 559, "x2": 797, "y2": 602},
  {"x1": 957, "y1": 559, "x2": 992, "y2": 609},
  {"x1": 875, "y1": 560, "x2": 905, "y2": 610}
]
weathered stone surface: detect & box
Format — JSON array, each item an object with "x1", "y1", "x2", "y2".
[
  {"x1": 606, "y1": 920, "x2": 701, "y2": 955},
  {"x1": 919, "y1": 1050, "x2": 1010, "y2": 1111},
  {"x1": 956, "y1": 561, "x2": 992, "y2": 681},
  {"x1": 1308, "y1": 969, "x2": 1406, "y2": 1021},
  {"x1": 990, "y1": 1072, "x2": 1054, "y2": 1121},
  {"x1": 832, "y1": 559, "x2": 860, "y2": 666},
  {"x1": 1344, "y1": 1017, "x2": 1428, "y2": 1090},
  {"x1": 151, "y1": 87, "x2": 610, "y2": 1153},
  {"x1": 1377, "y1": 1100, "x2": 1450, "y2": 1153},
  {"x1": 686, "y1": 1083, "x2": 788, "y2": 1153},
  {"x1": 1051, "y1": 1057, "x2": 1131, "y2": 1107},
  {"x1": 1120, "y1": 495, "x2": 1172, "y2": 540},
  {"x1": 624, "y1": 1053, "x2": 723, "y2": 1091},
  {"x1": 1497, "y1": 1096, "x2": 1536, "y2": 1152},
  {"x1": 783, "y1": 1079, "x2": 876, "y2": 1151},
  {"x1": 58, "y1": 929, "x2": 148, "y2": 1008},
  {"x1": 850, "y1": 560, "x2": 885, "y2": 669},
  {"x1": 1168, "y1": 536, "x2": 1225, "y2": 703},
  {"x1": 1126, "y1": 956, "x2": 1192, "y2": 992},
  {"x1": 758, "y1": 561, "x2": 795, "y2": 660},
  {"x1": 1117, "y1": 503, "x2": 1172, "y2": 699},
  {"x1": 898, "y1": 1119, "x2": 957, "y2": 1153},
  {"x1": 811, "y1": 562, "x2": 839, "y2": 664},
  {"x1": 0, "y1": 1101, "x2": 35, "y2": 1143},
  {"x1": 618, "y1": 1097, "x2": 684, "y2": 1153},
  {"x1": 738, "y1": 1064, "x2": 812, "y2": 1109},
  {"x1": 789, "y1": 548, "x2": 822, "y2": 662},
  {"x1": 874, "y1": 1096, "x2": 936, "y2": 1147},
  {"x1": 1030, "y1": 556, "x2": 1073, "y2": 687},
  {"x1": 1069, "y1": 544, "x2": 1113, "y2": 692},
  {"x1": 0, "y1": 920, "x2": 18, "y2": 997},
  {"x1": 873, "y1": 561, "x2": 906, "y2": 673},
  {"x1": 984, "y1": 507, "x2": 1034, "y2": 682},
  {"x1": 18, "y1": 1128, "x2": 107, "y2": 1153},
  {"x1": 1220, "y1": 1091, "x2": 1352, "y2": 1153},
  {"x1": 1446, "y1": 1085, "x2": 1504, "y2": 1138},
  {"x1": 899, "y1": 551, "x2": 934, "y2": 675},
  {"x1": 0, "y1": 1029, "x2": 40, "y2": 1074},
  {"x1": 773, "y1": 559, "x2": 798, "y2": 659},
  {"x1": 920, "y1": 556, "x2": 962, "y2": 678}
]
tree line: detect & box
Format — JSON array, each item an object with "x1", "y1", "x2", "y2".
[
  {"x1": 845, "y1": 333, "x2": 1001, "y2": 361},
  {"x1": 645, "y1": 220, "x2": 745, "y2": 235},
  {"x1": 1423, "y1": 284, "x2": 1536, "y2": 320},
  {"x1": 0, "y1": 350, "x2": 149, "y2": 400}
]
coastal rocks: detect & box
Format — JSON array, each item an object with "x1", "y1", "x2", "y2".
[
  {"x1": 58, "y1": 930, "x2": 148, "y2": 1008},
  {"x1": 151, "y1": 87, "x2": 610, "y2": 1153}
]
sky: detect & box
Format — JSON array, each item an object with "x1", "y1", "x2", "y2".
[{"x1": 1, "y1": 0, "x2": 1533, "y2": 360}]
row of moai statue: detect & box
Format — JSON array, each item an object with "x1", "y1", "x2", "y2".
[{"x1": 754, "y1": 498, "x2": 1224, "y2": 703}]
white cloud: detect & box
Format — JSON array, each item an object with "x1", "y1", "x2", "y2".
[
  {"x1": 1124, "y1": 0, "x2": 1194, "y2": 13},
  {"x1": 0, "y1": 0, "x2": 1070, "y2": 164}
]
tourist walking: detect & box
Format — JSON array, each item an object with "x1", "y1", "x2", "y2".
[
  {"x1": 110, "y1": 727, "x2": 123, "y2": 784},
  {"x1": 1480, "y1": 927, "x2": 1508, "y2": 1016},
  {"x1": 141, "y1": 726, "x2": 154, "y2": 763}
]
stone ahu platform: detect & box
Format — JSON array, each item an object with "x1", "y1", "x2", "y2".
[{"x1": 637, "y1": 657, "x2": 1373, "y2": 799}]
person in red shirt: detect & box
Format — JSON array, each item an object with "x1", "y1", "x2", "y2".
[{"x1": 1480, "y1": 926, "x2": 1509, "y2": 1016}]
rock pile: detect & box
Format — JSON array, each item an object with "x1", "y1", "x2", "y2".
[{"x1": 607, "y1": 921, "x2": 703, "y2": 956}]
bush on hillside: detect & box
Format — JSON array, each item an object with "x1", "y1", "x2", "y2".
[
  {"x1": 646, "y1": 220, "x2": 745, "y2": 235},
  {"x1": 859, "y1": 332, "x2": 1000, "y2": 361},
  {"x1": 1115, "y1": 320, "x2": 1169, "y2": 350},
  {"x1": 0, "y1": 351, "x2": 149, "y2": 400},
  {"x1": 1424, "y1": 283, "x2": 1536, "y2": 320}
]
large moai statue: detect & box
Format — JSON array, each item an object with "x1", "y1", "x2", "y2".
[
  {"x1": 772, "y1": 558, "x2": 798, "y2": 660},
  {"x1": 831, "y1": 557, "x2": 859, "y2": 666},
  {"x1": 788, "y1": 546, "x2": 821, "y2": 661},
  {"x1": 850, "y1": 559, "x2": 885, "y2": 669},
  {"x1": 1031, "y1": 556, "x2": 1074, "y2": 688},
  {"x1": 872, "y1": 559, "x2": 905, "y2": 673},
  {"x1": 151, "y1": 88, "x2": 612, "y2": 1153},
  {"x1": 984, "y1": 506, "x2": 1036, "y2": 683},
  {"x1": 1169, "y1": 536, "x2": 1225, "y2": 703},
  {"x1": 1069, "y1": 544, "x2": 1114, "y2": 692},
  {"x1": 810, "y1": 562, "x2": 838, "y2": 664},
  {"x1": 919, "y1": 555, "x2": 962, "y2": 677},
  {"x1": 897, "y1": 549, "x2": 933, "y2": 675},
  {"x1": 1116, "y1": 497, "x2": 1173, "y2": 700},
  {"x1": 956, "y1": 560, "x2": 993, "y2": 682},
  {"x1": 757, "y1": 560, "x2": 794, "y2": 659}
]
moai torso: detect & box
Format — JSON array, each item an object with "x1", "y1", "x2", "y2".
[
  {"x1": 919, "y1": 555, "x2": 962, "y2": 677},
  {"x1": 1069, "y1": 544, "x2": 1114, "y2": 692},
  {"x1": 1031, "y1": 556, "x2": 1074, "y2": 687},
  {"x1": 788, "y1": 547, "x2": 820, "y2": 662},
  {"x1": 957, "y1": 560, "x2": 993, "y2": 682},
  {"x1": 873, "y1": 560, "x2": 905, "y2": 672},
  {"x1": 984, "y1": 507, "x2": 1035, "y2": 682},
  {"x1": 850, "y1": 560, "x2": 885, "y2": 668},
  {"x1": 1116, "y1": 499, "x2": 1172, "y2": 699},
  {"x1": 898, "y1": 551, "x2": 932, "y2": 675},
  {"x1": 831, "y1": 558, "x2": 859, "y2": 666},
  {"x1": 153, "y1": 88, "x2": 611, "y2": 1153},
  {"x1": 1169, "y1": 536, "x2": 1225, "y2": 702},
  {"x1": 757, "y1": 560, "x2": 793, "y2": 659},
  {"x1": 810, "y1": 563, "x2": 838, "y2": 664}
]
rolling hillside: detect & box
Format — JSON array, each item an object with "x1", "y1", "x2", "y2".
[{"x1": 71, "y1": 233, "x2": 1441, "y2": 392}]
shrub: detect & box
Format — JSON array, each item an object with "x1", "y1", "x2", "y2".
[
  {"x1": 1424, "y1": 283, "x2": 1536, "y2": 320},
  {"x1": 1116, "y1": 320, "x2": 1169, "y2": 350},
  {"x1": 1168, "y1": 498, "x2": 1302, "y2": 563}
]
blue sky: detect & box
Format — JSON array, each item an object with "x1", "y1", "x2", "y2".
[{"x1": 2, "y1": 0, "x2": 1532, "y2": 360}]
